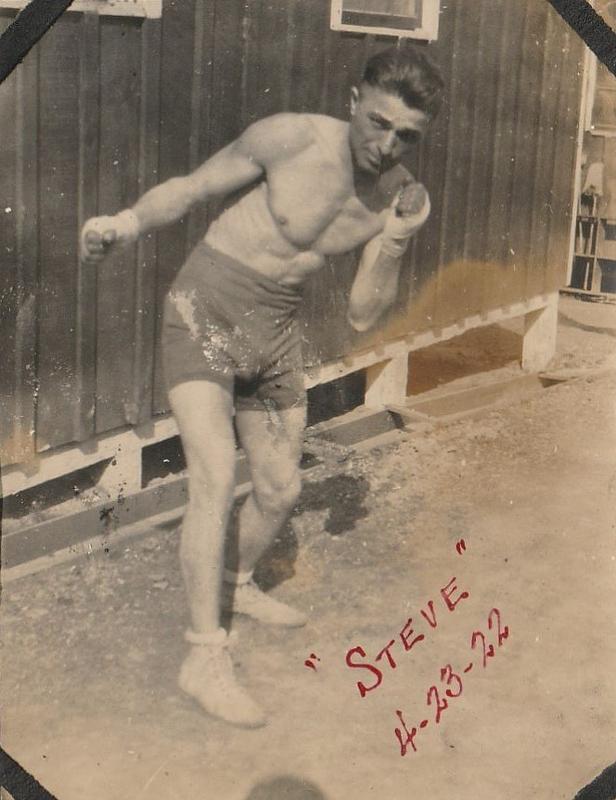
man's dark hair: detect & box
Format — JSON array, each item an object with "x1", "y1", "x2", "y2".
[{"x1": 362, "y1": 45, "x2": 444, "y2": 118}]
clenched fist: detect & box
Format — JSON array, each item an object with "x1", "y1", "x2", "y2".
[
  {"x1": 80, "y1": 209, "x2": 140, "y2": 264},
  {"x1": 395, "y1": 181, "x2": 429, "y2": 219},
  {"x1": 381, "y1": 181, "x2": 430, "y2": 258}
]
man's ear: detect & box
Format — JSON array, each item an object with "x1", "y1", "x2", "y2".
[{"x1": 350, "y1": 86, "x2": 359, "y2": 115}]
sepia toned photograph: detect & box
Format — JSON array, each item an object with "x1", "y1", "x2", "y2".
[{"x1": 0, "y1": 1, "x2": 615, "y2": 798}]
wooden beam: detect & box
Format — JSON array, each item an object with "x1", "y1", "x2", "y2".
[{"x1": 3, "y1": 294, "x2": 557, "y2": 495}]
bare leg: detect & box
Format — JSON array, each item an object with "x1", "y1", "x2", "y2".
[
  {"x1": 223, "y1": 403, "x2": 308, "y2": 627},
  {"x1": 169, "y1": 380, "x2": 265, "y2": 727},
  {"x1": 169, "y1": 380, "x2": 236, "y2": 634},
  {"x1": 234, "y1": 403, "x2": 306, "y2": 571}
]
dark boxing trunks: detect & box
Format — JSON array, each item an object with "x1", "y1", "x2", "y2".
[{"x1": 162, "y1": 242, "x2": 305, "y2": 412}]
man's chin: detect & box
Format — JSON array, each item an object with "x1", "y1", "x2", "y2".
[
  {"x1": 360, "y1": 158, "x2": 381, "y2": 175},
  {"x1": 364, "y1": 156, "x2": 398, "y2": 175}
]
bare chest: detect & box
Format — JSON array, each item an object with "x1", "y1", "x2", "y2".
[{"x1": 265, "y1": 151, "x2": 385, "y2": 254}]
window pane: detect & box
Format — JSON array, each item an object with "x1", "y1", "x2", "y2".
[
  {"x1": 596, "y1": 61, "x2": 616, "y2": 90},
  {"x1": 344, "y1": 0, "x2": 420, "y2": 13},
  {"x1": 593, "y1": 88, "x2": 616, "y2": 130}
]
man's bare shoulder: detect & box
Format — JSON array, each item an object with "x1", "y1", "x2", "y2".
[
  {"x1": 304, "y1": 113, "x2": 348, "y2": 132},
  {"x1": 235, "y1": 113, "x2": 318, "y2": 164},
  {"x1": 259, "y1": 112, "x2": 348, "y2": 153},
  {"x1": 304, "y1": 114, "x2": 349, "y2": 150}
]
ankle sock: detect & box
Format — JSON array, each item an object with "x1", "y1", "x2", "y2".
[
  {"x1": 223, "y1": 568, "x2": 253, "y2": 587},
  {"x1": 184, "y1": 627, "x2": 228, "y2": 646}
]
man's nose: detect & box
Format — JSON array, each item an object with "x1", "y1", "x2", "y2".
[{"x1": 379, "y1": 131, "x2": 397, "y2": 156}]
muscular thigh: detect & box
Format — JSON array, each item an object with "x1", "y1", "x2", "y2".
[
  {"x1": 168, "y1": 380, "x2": 237, "y2": 488},
  {"x1": 235, "y1": 404, "x2": 306, "y2": 489}
]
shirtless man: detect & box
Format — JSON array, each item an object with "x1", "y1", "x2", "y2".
[{"x1": 81, "y1": 45, "x2": 443, "y2": 728}]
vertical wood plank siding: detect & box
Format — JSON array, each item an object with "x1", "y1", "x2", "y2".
[
  {"x1": 0, "y1": 1, "x2": 583, "y2": 467},
  {"x1": 36, "y1": 17, "x2": 82, "y2": 450},
  {"x1": 0, "y1": 17, "x2": 20, "y2": 465},
  {"x1": 12, "y1": 44, "x2": 39, "y2": 466},
  {"x1": 95, "y1": 18, "x2": 142, "y2": 434},
  {"x1": 132, "y1": 18, "x2": 162, "y2": 425},
  {"x1": 75, "y1": 12, "x2": 100, "y2": 440}
]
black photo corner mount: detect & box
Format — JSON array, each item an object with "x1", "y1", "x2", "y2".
[
  {"x1": 0, "y1": 748, "x2": 58, "y2": 800},
  {"x1": 573, "y1": 761, "x2": 616, "y2": 800},
  {"x1": 0, "y1": 0, "x2": 75, "y2": 84},
  {"x1": 547, "y1": 0, "x2": 616, "y2": 76},
  {"x1": 1, "y1": 0, "x2": 616, "y2": 85}
]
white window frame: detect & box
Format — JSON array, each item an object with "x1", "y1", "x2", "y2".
[
  {"x1": 0, "y1": 0, "x2": 162, "y2": 18},
  {"x1": 585, "y1": 55, "x2": 616, "y2": 138},
  {"x1": 585, "y1": 0, "x2": 616, "y2": 136},
  {"x1": 330, "y1": 0, "x2": 440, "y2": 41}
]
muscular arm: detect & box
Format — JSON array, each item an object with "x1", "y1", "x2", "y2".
[
  {"x1": 348, "y1": 182, "x2": 431, "y2": 332},
  {"x1": 81, "y1": 113, "x2": 313, "y2": 261},
  {"x1": 133, "y1": 113, "x2": 314, "y2": 232},
  {"x1": 131, "y1": 143, "x2": 263, "y2": 233},
  {"x1": 347, "y1": 235, "x2": 403, "y2": 332}
]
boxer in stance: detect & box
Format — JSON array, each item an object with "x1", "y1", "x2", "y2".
[{"x1": 81, "y1": 46, "x2": 443, "y2": 728}]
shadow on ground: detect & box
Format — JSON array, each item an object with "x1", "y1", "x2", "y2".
[
  {"x1": 296, "y1": 473, "x2": 370, "y2": 536},
  {"x1": 245, "y1": 775, "x2": 329, "y2": 800},
  {"x1": 242, "y1": 472, "x2": 370, "y2": 591}
]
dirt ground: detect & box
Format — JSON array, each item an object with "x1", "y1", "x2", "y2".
[{"x1": 1, "y1": 295, "x2": 616, "y2": 800}]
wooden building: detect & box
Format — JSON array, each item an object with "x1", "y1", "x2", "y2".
[{"x1": 0, "y1": 0, "x2": 584, "y2": 553}]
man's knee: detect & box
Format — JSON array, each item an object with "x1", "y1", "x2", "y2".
[
  {"x1": 187, "y1": 452, "x2": 236, "y2": 506},
  {"x1": 253, "y1": 467, "x2": 301, "y2": 515}
]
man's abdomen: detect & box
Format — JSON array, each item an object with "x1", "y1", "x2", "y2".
[{"x1": 205, "y1": 183, "x2": 324, "y2": 285}]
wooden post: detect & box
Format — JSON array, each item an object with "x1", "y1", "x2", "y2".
[
  {"x1": 365, "y1": 353, "x2": 409, "y2": 408},
  {"x1": 99, "y1": 446, "x2": 143, "y2": 498},
  {"x1": 522, "y1": 292, "x2": 558, "y2": 372}
]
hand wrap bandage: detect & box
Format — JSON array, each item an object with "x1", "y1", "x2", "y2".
[
  {"x1": 380, "y1": 183, "x2": 431, "y2": 259},
  {"x1": 81, "y1": 208, "x2": 140, "y2": 259}
]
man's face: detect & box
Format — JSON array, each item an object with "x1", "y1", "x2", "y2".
[{"x1": 349, "y1": 84, "x2": 430, "y2": 175}]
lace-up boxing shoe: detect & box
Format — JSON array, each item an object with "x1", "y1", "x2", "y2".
[
  {"x1": 222, "y1": 573, "x2": 308, "y2": 628},
  {"x1": 178, "y1": 628, "x2": 266, "y2": 728}
]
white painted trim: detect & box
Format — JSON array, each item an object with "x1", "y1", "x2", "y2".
[
  {"x1": 0, "y1": 0, "x2": 162, "y2": 18},
  {"x1": 2, "y1": 294, "x2": 553, "y2": 498},
  {"x1": 1, "y1": 415, "x2": 178, "y2": 497},
  {"x1": 304, "y1": 294, "x2": 550, "y2": 388},
  {"x1": 585, "y1": 53, "x2": 597, "y2": 134},
  {"x1": 567, "y1": 46, "x2": 593, "y2": 286}
]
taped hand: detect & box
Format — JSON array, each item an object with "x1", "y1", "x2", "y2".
[
  {"x1": 80, "y1": 210, "x2": 140, "y2": 263},
  {"x1": 381, "y1": 182, "x2": 430, "y2": 259}
]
